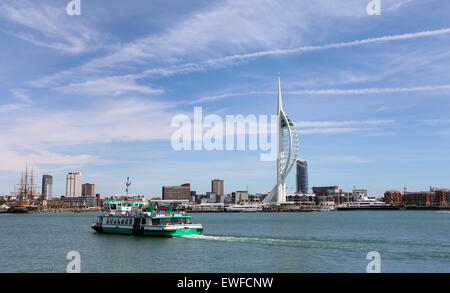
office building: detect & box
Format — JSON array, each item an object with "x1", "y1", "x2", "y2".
[
  {"x1": 211, "y1": 179, "x2": 224, "y2": 196},
  {"x1": 82, "y1": 183, "x2": 95, "y2": 197},
  {"x1": 162, "y1": 183, "x2": 191, "y2": 201},
  {"x1": 296, "y1": 158, "x2": 308, "y2": 194},
  {"x1": 42, "y1": 174, "x2": 53, "y2": 200},
  {"x1": 66, "y1": 172, "x2": 82, "y2": 197}
]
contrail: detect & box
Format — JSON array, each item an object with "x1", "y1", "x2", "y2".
[
  {"x1": 205, "y1": 28, "x2": 450, "y2": 65},
  {"x1": 36, "y1": 28, "x2": 450, "y2": 87},
  {"x1": 140, "y1": 28, "x2": 450, "y2": 78},
  {"x1": 191, "y1": 84, "x2": 450, "y2": 104},
  {"x1": 287, "y1": 84, "x2": 450, "y2": 95}
]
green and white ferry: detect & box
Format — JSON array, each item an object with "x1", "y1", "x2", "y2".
[{"x1": 91, "y1": 200, "x2": 203, "y2": 237}]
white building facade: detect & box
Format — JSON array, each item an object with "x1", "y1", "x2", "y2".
[{"x1": 66, "y1": 172, "x2": 82, "y2": 197}]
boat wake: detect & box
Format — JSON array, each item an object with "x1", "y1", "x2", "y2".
[{"x1": 182, "y1": 234, "x2": 320, "y2": 247}]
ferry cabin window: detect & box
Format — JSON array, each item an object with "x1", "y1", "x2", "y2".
[
  {"x1": 109, "y1": 204, "x2": 117, "y2": 210},
  {"x1": 156, "y1": 218, "x2": 186, "y2": 225},
  {"x1": 141, "y1": 218, "x2": 146, "y2": 225}
]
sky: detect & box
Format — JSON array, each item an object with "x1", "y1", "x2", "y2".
[{"x1": 0, "y1": 0, "x2": 449, "y2": 198}]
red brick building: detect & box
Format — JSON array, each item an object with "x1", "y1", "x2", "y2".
[{"x1": 384, "y1": 190, "x2": 402, "y2": 204}]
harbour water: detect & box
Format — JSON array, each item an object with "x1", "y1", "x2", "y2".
[{"x1": 0, "y1": 211, "x2": 448, "y2": 273}]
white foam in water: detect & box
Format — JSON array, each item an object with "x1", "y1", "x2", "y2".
[
  {"x1": 182, "y1": 235, "x2": 250, "y2": 241},
  {"x1": 182, "y1": 234, "x2": 320, "y2": 246}
]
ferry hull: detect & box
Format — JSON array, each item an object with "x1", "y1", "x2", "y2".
[{"x1": 92, "y1": 225, "x2": 203, "y2": 237}]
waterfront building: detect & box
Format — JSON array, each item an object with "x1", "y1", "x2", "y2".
[
  {"x1": 82, "y1": 183, "x2": 95, "y2": 197},
  {"x1": 249, "y1": 193, "x2": 266, "y2": 202},
  {"x1": 263, "y1": 75, "x2": 300, "y2": 204},
  {"x1": 312, "y1": 186, "x2": 356, "y2": 204},
  {"x1": 401, "y1": 187, "x2": 449, "y2": 207},
  {"x1": 384, "y1": 190, "x2": 402, "y2": 204},
  {"x1": 312, "y1": 186, "x2": 338, "y2": 197},
  {"x1": 231, "y1": 191, "x2": 249, "y2": 203},
  {"x1": 211, "y1": 179, "x2": 224, "y2": 196},
  {"x1": 162, "y1": 184, "x2": 191, "y2": 201},
  {"x1": 42, "y1": 174, "x2": 53, "y2": 200},
  {"x1": 61, "y1": 196, "x2": 97, "y2": 207},
  {"x1": 96, "y1": 194, "x2": 101, "y2": 207},
  {"x1": 352, "y1": 188, "x2": 368, "y2": 199},
  {"x1": 66, "y1": 172, "x2": 82, "y2": 197},
  {"x1": 190, "y1": 191, "x2": 197, "y2": 202},
  {"x1": 216, "y1": 194, "x2": 226, "y2": 203},
  {"x1": 296, "y1": 158, "x2": 308, "y2": 194},
  {"x1": 205, "y1": 192, "x2": 217, "y2": 203},
  {"x1": 286, "y1": 193, "x2": 315, "y2": 205}
]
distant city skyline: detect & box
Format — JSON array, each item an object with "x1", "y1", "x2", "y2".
[{"x1": 1, "y1": 1, "x2": 450, "y2": 197}]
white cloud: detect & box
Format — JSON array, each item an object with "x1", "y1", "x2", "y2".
[
  {"x1": 0, "y1": 145, "x2": 102, "y2": 172},
  {"x1": 10, "y1": 89, "x2": 31, "y2": 104},
  {"x1": 53, "y1": 76, "x2": 164, "y2": 96},
  {"x1": 294, "y1": 120, "x2": 395, "y2": 135},
  {"x1": 0, "y1": 103, "x2": 29, "y2": 113},
  {"x1": 298, "y1": 127, "x2": 361, "y2": 135},
  {"x1": 0, "y1": 97, "x2": 180, "y2": 171},
  {"x1": 82, "y1": 0, "x2": 363, "y2": 70},
  {"x1": 310, "y1": 155, "x2": 372, "y2": 164},
  {"x1": 29, "y1": 0, "x2": 368, "y2": 87},
  {"x1": 0, "y1": 0, "x2": 100, "y2": 54},
  {"x1": 295, "y1": 120, "x2": 394, "y2": 128},
  {"x1": 417, "y1": 119, "x2": 450, "y2": 125}
]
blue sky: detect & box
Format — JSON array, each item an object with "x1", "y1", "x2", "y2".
[{"x1": 0, "y1": 0, "x2": 449, "y2": 198}]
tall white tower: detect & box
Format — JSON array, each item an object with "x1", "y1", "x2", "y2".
[{"x1": 263, "y1": 75, "x2": 299, "y2": 204}]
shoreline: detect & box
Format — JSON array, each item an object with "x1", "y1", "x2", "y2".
[{"x1": 1, "y1": 206, "x2": 449, "y2": 214}]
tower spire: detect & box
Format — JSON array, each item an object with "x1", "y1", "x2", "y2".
[{"x1": 277, "y1": 73, "x2": 283, "y2": 113}]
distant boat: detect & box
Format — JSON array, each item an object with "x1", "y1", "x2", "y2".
[
  {"x1": 225, "y1": 203, "x2": 262, "y2": 212},
  {"x1": 337, "y1": 196, "x2": 400, "y2": 211}
]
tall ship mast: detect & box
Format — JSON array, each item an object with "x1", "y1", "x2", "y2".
[{"x1": 9, "y1": 166, "x2": 40, "y2": 213}]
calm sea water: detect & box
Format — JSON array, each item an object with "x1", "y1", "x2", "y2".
[{"x1": 0, "y1": 211, "x2": 448, "y2": 273}]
